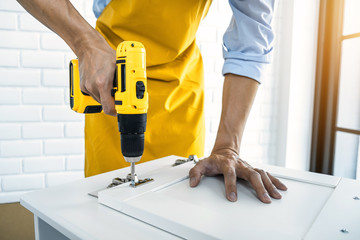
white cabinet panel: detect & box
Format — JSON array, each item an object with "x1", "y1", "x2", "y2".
[
  {"x1": 98, "y1": 160, "x2": 338, "y2": 239},
  {"x1": 305, "y1": 178, "x2": 360, "y2": 240},
  {"x1": 20, "y1": 156, "x2": 360, "y2": 240}
]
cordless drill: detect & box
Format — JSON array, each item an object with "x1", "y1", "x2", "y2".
[{"x1": 69, "y1": 41, "x2": 148, "y2": 187}]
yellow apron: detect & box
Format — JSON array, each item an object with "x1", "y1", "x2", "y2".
[{"x1": 85, "y1": 0, "x2": 212, "y2": 177}]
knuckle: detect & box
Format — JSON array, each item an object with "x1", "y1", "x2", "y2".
[
  {"x1": 249, "y1": 171, "x2": 260, "y2": 180},
  {"x1": 222, "y1": 158, "x2": 236, "y2": 165},
  {"x1": 189, "y1": 167, "x2": 196, "y2": 176},
  {"x1": 80, "y1": 87, "x2": 87, "y2": 94},
  {"x1": 222, "y1": 159, "x2": 235, "y2": 170},
  {"x1": 103, "y1": 106, "x2": 115, "y2": 116},
  {"x1": 270, "y1": 184, "x2": 277, "y2": 191},
  {"x1": 272, "y1": 177, "x2": 281, "y2": 185},
  {"x1": 102, "y1": 106, "x2": 110, "y2": 114},
  {"x1": 189, "y1": 164, "x2": 203, "y2": 175},
  {"x1": 224, "y1": 167, "x2": 236, "y2": 178},
  {"x1": 257, "y1": 169, "x2": 266, "y2": 175},
  {"x1": 84, "y1": 82, "x2": 94, "y2": 92},
  {"x1": 80, "y1": 81, "x2": 87, "y2": 92},
  {"x1": 95, "y1": 78, "x2": 105, "y2": 90},
  {"x1": 80, "y1": 80, "x2": 85, "y2": 89}
]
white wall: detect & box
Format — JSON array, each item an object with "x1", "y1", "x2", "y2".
[
  {"x1": 0, "y1": 0, "x2": 92, "y2": 203},
  {"x1": 0, "y1": 0, "x2": 287, "y2": 203},
  {"x1": 279, "y1": 0, "x2": 320, "y2": 171}
]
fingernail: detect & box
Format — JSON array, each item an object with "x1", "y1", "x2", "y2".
[
  {"x1": 190, "y1": 177, "x2": 196, "y2": 187},
  {"x1": 280, "y1": 183, "x2": 288, "y2": 190},
  {"x1": 273, "y1": 189, "x2": 281, "y2": 198},
  {"x1": 229, "y1": 192, "x2": 237, "y2": 202},
  {"x1": 263, "y1": 193, "x2": 271, "y2": 203}
]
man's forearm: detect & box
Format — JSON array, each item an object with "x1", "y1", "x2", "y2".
[
  {"x1": 18, "y1": 0, "x2": 118, "y2": 115},
  {"x1": 17, "y1": 0, "x2": 99, "y2": 55},
  {"x1": 190, "y1": 74, "x2": 286, "y2": 203},
  {"x1": 212, "y1": 74, "x2": 259, "y2": 155}
]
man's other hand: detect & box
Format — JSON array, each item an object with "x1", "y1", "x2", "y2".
[{"x1": 189, "y1": 149, "x2": 287, "y2": 203}]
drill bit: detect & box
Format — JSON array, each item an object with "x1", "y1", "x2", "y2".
[
  {"x1": 124, "y1": 156, "x2": 141, "y2": 187},
  {"x1": 130, "y1": 162, "x2": 137, "y2": 187}
]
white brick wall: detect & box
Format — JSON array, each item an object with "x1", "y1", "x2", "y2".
[
  {"x1": 22, "y1": 123, "x2": 64, "y2": 139},
  {"x1": 0, "y1": 140, "x2": 42, "y2": 157},
  {"x1": 0, "y1": 106, "x2": 42, "y2": 122},
  {"x1": 2, "y1": 174, "x2": 44, "y2": 191},
  {"x1": 41, "y1": 33, "x2": 70, "y2": 51},
  {"x1": 43, "y1": 106, "x2": 83, "y2": 121},
  {"x1": 0, "y1": 0, "x2": 26, "y2": 12},
  {"x1": 0, "y1": 69, "x2": 41, "y2": 86},
  {"x1": 0, "y1": 0, "x2": 86, "y2": 203},
  {"x1": 46, "y1": 171, "x2": 84, "y2": 187},
  {"x1": 18, "y1": 13, "x2": 50, "y2": 32},
  {"x1": 42, "y1": 70, "x2": 68, "y2": 87},
  {"x1": 22, "y1": 88, "x2": 64, "y2": 105},
  {"x1": 44, "y1": 139, "x2": 84, "y2": 155},
  {"x1": 66, "y1": 155, "x2": 84, "y2": 171},
  {"x1": 0, "y1": 49, "x2": 19, "y2": 67},
  {"x1": 0, "y1": 88, "x2": 21, "y2": 104},
  {"x1": 0, "y1": 158, "x2": 22, "y2": 175},
  {"x1": 0, "y1": 31, "x2": 39, "y2": 49},
  {"x1": 23, "y1": 156, "x2": 65, "y2": 173},
  {"x1": 0, "y1": 124, "x2": 21, "y2": 139},
  {"x1": 21, "y1": 51, "x2": 65, "y2": 68},
  {"x1": 65, "y1": 123, "x2": 84, "y2": 138},
  {"x1": 0, "y1": 0, "x2": 284, "y2": 203},
  {"x1": 0, "y1": 12, "x2": 17, "y2": 30}
]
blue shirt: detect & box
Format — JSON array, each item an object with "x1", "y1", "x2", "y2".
[{"x1": 93, "y1": 0, "x2": 274, "y2": 83}]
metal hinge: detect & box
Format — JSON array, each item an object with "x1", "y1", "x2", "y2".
[
  {"x1": 107, "y1": 173, "x2": 154, "y2": 188},
  {"x1": 173, "y1": 154, "x2": 200, "y2": 166}
]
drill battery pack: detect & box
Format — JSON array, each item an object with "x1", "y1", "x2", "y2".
[{"x1": 69, "y1": 59, "x2": 102, "y2": 113}]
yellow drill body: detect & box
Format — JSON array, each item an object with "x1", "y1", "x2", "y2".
[
  {"x1": 114, "y1": 42, "x2": 148, "y2": 114},
  {"x1": 69, "y1": 41, "x2": 148, "y2": 186}
]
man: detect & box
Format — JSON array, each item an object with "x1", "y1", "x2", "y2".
[{"x1": 17, "y1": 0, "x2": 287, "y2": 203}]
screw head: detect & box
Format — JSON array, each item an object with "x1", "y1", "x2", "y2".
[
  {"x1": 188, "y1": 154, "x2": 199, "y2": 163},
  {"x1": 353, "y1": 196, "x2": 359, "y2": 200},
  {"x1": 340, "y1": 229, "x2": 349, "y2": 234}
]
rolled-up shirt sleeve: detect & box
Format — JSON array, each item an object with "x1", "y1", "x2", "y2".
[
  {"x1": 222, "y1": 0, "x2": 275, "y2": 83},
  {"x1": 93, "y1": 0, "x2": 111, "y2": 18}
]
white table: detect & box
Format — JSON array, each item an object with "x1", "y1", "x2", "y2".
[{"x1": 21, "y1": 156, "x2": 360, "y2": 240}]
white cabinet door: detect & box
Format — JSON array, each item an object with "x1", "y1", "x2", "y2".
[{"x1": 98, "y1": 156, "x2": 359, "y2": 240}]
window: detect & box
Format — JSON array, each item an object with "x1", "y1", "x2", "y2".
[{"x1": 311, "y1": 0, "x2": 360, "y2": 179}]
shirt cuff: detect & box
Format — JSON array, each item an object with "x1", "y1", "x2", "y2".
[{"x1": 222, "y1": 58, "x2": 268, "y2": 84}]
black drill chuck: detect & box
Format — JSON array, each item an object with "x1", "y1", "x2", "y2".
[{"x1": 117, "y1": 114, "x2": 147, "y2": 158}]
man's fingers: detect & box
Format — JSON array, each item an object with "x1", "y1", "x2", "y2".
[
  {"x1": 248, "y1": 170, "x2": 271, "y2": 203},
  {"x1": 79, "y1": 58, "x2": 116, "y2": 116},
  {"x1": 189, "y1": 161, "x2": 206, "y2": 187},
  {"x1": 80, "y1": 78, "x2": 101, "y2": 103},
  {"x1": 97, "y1": 71, "x2": 116, "y2": 116},
  {"x1": 267, "y1": 172, "x2": 288, "y2": 191},
  {"x1": 255, "y1": 169, "x2": 281, "y2": 199},
  {"x1": 99, "y1": 88, "x2": 116, "y2": 116},
  {"x1": 82, "y1": 78, "x2": 116, "y2": 116},
  {"x1": 223, "y1": 167, "x2": 237, "y2": 202}
]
